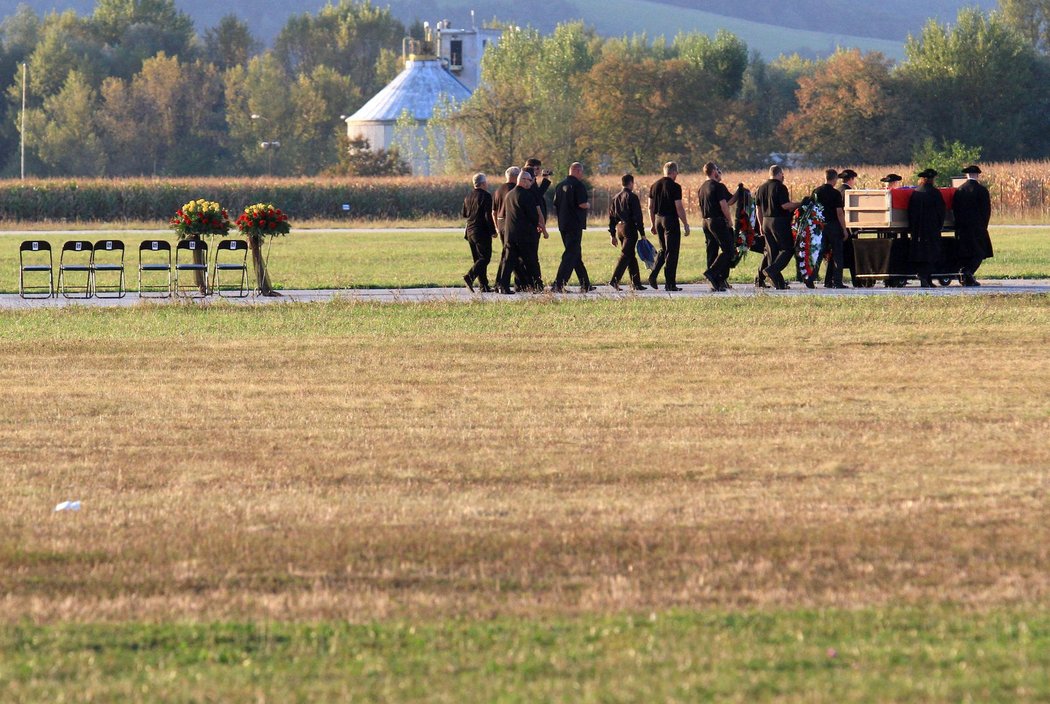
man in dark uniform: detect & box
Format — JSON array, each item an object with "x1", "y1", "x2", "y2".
[
  {"x1": 522, "y1": 159, "x2": 551, "y2": 290},
  {"x1": 551, "y1": 162, "x2": 593, "y2": 293},
  {"x1": 461, "y1": 172, "x2": 496, "y2": 292},
  {"x1": 697, "y1": 161, "x2": 735, "y2": 292},
  {"x1": 880, "y1": 173, "x2": 902, "y2": 190},
  {"x1": 811, "y1": 168, "x2": 849, "y2": 288},
  {"x1": 492, "y1": 166, "x2": 520, "y2": 292},
  {"x1": 647, "y1": 161, "x2": 690, "y2": 291},
  {"x1": 607, "y1": 173, "x2": 647, "y2": 291},
  {"x1": 952, "y1": 164, "x2": 993, "y2": 286},
  {"x1": 754, "y1": 165, "x2": 800, "y2": 290},
  {"x1": 837, "y1": 168, "x2": 858, "y2": 195},
  {"x1": 907, "y1": 168, "x2": 946, "y2": 288},
  {"x1": 497, "y1": 170, "x2": 548, "y2": 293}
]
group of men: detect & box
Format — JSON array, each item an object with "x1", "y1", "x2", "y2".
[{"x1": 460, "y1": 158, "x2": 994, "y2": 294}]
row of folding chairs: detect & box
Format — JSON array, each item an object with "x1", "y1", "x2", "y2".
[{"x1": 18, "y1": 238, "x2": 253, "y2": 299}]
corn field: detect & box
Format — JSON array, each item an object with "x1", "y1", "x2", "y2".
[{"x1": 0, "y1": 162, "x2": 1047, "y2": 223}]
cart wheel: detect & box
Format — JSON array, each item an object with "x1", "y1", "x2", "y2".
[{"x1": 938, "y1": 277, "x2": 954, "y2": 287}]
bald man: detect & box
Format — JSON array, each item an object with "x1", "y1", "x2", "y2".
[{"x1": 551, "y1": 162, "x2": 593, "y2": 293}]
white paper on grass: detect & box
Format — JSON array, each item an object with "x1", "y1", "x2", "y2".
[{"x1": 53, "y1": 500, "x2": 81, "y2": 512}]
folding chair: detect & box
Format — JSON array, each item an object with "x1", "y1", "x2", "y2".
[
  {"x1": 58, "y1": 240, "x2": 94, "y2": 299},
  {"x1": 138, "y1": 240, "x2": 172, "y2": 297},
  {"x1": 174, "y1": 238, "x2": 210, "y2": 297},
  {"x1": 92, "y1": 239, "x2": 126, "y2": 299},
  {"x1": 211, "y1": 239, "x2": 250, "y2": 297},
  {"x1": 19, "y1": 240, "x2": 54, "y2": 299}
]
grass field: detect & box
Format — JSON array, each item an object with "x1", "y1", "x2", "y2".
[
  {"x1": 2, "y1": 226, "x2": 1047, "y2": 293},
  {"x1": 1, "y1": 294, "x2": 1049, "y2": 700}
]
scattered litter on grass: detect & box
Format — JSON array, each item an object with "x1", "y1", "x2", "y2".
[{"x1": 53, "y1": 500, "x2": 81, "y2": 512}]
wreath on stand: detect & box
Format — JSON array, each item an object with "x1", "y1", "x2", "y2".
[{"x1": 792, "y1": 200, "x2": 825, "y2": 282}]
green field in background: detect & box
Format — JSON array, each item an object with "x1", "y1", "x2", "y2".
[{"x1": 1, "y1": 227, "x2": 1046, "y2": 293}]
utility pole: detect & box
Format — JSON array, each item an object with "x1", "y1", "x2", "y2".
[{"x1": 21, "y1": 63, "x2": 27, "y2": 180}]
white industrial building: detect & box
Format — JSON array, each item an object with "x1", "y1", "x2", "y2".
[{"x1": 344, "y1": 20, "x2": 501, "y2": 175}]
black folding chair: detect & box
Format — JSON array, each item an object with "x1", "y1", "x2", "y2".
[
  {"x1": 92, "y1": 239, "x2": 126, "y2": 299},
  {"x1": 19, "y1": 240, "x2": 54, "y2": 299},
  {"x1": 58, "y1": 240, "x2": 94, "y2": 299},
  {"x1": 138, "y1": 240, "x2": 172, "y2": 297},
  {"x1": 211, "y1": 239, "x2": 250, "y2": 297},
  {"x1": 174, "y1": 239, "x2": 210, "y2": 297}
]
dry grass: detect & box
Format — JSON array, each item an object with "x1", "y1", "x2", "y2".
[{"x1": 0, "y1": 297, "x2": 1048, "y2": 624}]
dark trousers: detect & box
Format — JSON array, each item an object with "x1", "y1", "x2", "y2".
[
  {"x1": 651, "y1": 215, "x2": 681, "y2": 288},
  {"x1": 762, "y1": 217, "x2": 793, "y2": 285},
  {"x1": 820, "y1": 227, "x2": 845, "y2": 287},
  {"x1": 496, "y1": 226, "x2": 525, "y2": 291},
  {"x1": 611, "y1": 229, "x2": 642, "y2": 285},
  {"x1": 554, "y1": 227, "x2": 590, "y2": 288},
  {"x1": 961, "y1": 255, "x2": 984, "y2": 277},
  {"x1": 466, "y1": 235, "x2": 492, "y2": 287},
  {"x1": 702, "y1": 217, "x2": 734, "y2": 283},
  {"x1": 498, "y1": 238, "x2": 541, "y2": 292}
]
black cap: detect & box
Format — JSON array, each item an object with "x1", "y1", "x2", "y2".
[
  {"x1": 961, "y1": 165, "x2": 982, "y2": 174},
  {"x1": 917, "y1": 168, "x2": 938, "y2": 179},
  {"x1": 838, "y1": 169, "x2": 858, "y2": 180},
  {"x1": 880, "y1": 173, "x2": 903, "y2": 183}
]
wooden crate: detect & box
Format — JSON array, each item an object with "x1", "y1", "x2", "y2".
[{"x1": 844, "y1": 189, "x2": 905, "y2": 228}]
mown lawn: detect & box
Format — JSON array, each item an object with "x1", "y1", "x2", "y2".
[
  {"x1": 3, "y1": 609, "x2": 1049, "y2": 703},
  {"x1": 1, "y1": 291, "x2": 1048, "y2": 700},
  {"x1": 0, "y1": 226, "x2": 1046, "y2": 292}
]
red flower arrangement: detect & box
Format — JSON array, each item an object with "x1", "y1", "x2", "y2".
[{"x1": 235, "y1": 203, "x2": 292, "y2": 238}]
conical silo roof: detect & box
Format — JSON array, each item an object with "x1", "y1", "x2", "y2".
[{"x1": 346, "y1": 59, "x2": 472, "y2": 124}]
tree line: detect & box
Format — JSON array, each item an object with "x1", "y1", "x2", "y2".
[{"x1": 2, "y1": 0, "x2": 1049, "y2": 178}]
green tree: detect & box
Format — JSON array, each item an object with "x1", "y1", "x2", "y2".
[
  {"x1": 899, "y1": 8, "x2": 1046, "y2": 160},
  {"x1": 203, "y1": 15, "x2": 259, "y2": 72},
  {"x1": 999, "y1": 0, "x2": 1050, "y2": 52},
  {"x1": 454, "y1": 82, "x2": 531, "y2": 172},
  {"x1": 672, "y1": 30, "x2": 748, "y2": 100},
  {"x1": 22, "y1": 11, "x2": 105, "y2": 101},
  {"x1": 99, "y1": 54, "x2": 226, "y2": 175},
  {"x1": 26, "y1": 70, "x2": 106, "y2": 176},
  {"x1": 90, "y1": 0, "x2": 196, "y2": 78},
  {"x1": 273, "y1": 0, "x2": 404, "y2": 101},
  {"x1": 331, "y1": 135, "x2": 409, "y2": 176},
  {"x1": 911, "y1": 138, "x2": 982, "y2": 186}
]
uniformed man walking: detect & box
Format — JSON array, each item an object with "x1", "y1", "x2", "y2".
[
  {"x1": 952, "y1": 165, "x2": 993, "y2": 286},
  {"x1": 607, "y1": 173, "x2": 647, "y2": 291},
  {"x1": 811, "y1": 168, "x2": 849, "y2": 288},
  {"x1": 461, "y1": 172, "x2": 496, "y2": 292},
  {"x1": 492, "y1": 166, "x2": 520, "y2": 292},
  {"x1": 647, "y1": 162, "x2": 690, "y2": 291},
  {"x1": 697, "y1": 161, "x2": 735, "y2": 292},
  {"x1": 907, "y1": 168, "x2": 946, "y2": 288},
  {"x1": 551, "y1": 162, "x2": 593, "y2": 293},
  {"x1": 754, "y1": 165, "x2": 800, "y2": 290},
  {"x1": 497, "y1": 170, "x2": 548, "y2": 293}
]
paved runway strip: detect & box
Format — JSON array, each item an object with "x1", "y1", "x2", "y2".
[{"x1": 2, "y1": 279, "x2": 1048, "y2": 309}]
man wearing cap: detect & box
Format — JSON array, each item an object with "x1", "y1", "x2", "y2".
[
  {"x1": 551, "y1": 162, "x2": 593, "y2": 293},
  {"x1": 907, "y1": 168, "x2": 946, "y2": 287},
  {"x1": 697, "y1": 161, "x2": 735, "y2": 291},
  {"x1": 880, "y1": 173, "x2": 903, "y2": 190},
  {"x1": 462, "y1": 172, "x2": 496, "y2": 292},
  {"x1": 647, "y1": 161, "x2": 690, "y2": 291},
  {"x1": 811, "y1": 168, "x2": 849, "y2": 288},
  {"x1": 497, "y1": 169, "x2": 549, "y2": 293},
  {"x1": 837, "y1": 168, "x2": 858, "y2": 195},
  {"x1": 607, "y1": 173, "x2": 647, "y2": 291},
  {"x1": 755, "y1": 165, "x2": 801, "y2": 289},
  {"x1": 952, "y1": 165, "x2": 993, "y2": 286}
]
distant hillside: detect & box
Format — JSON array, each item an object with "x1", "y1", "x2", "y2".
[{"x1": 0, "y1": 0, "x2": 1000, "y2": 59}]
